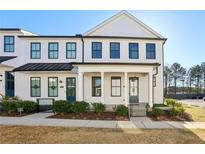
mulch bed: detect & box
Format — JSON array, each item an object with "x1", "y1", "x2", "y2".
[
  {"x1": 148, "y1": 112, "x2": 193, "y2": 121},
  {"x1": 0, "y1": 112, "x2": 29, "y2": 117},
  {"x1": 48, "y1": 112, "x2": 129, "y2": 121}
]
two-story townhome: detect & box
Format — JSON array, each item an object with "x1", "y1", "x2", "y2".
[{"x1": 0, "y1": 11, "x2": 166, "y2": 115}]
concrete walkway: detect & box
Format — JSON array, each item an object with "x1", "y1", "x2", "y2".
[{"x1": 0, "y1": 112, "x2": 205, "y2": 129}]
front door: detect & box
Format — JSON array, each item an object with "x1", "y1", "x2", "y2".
[
  {"x1": 129, "y1": 77, "x2": 139, "y2": 104},
  {"x1": 66, "y1": 78, "x2": 76, "y2": 102},
  {"x1": 5, "y1": 71, "x2": 14, "y2": 97}
]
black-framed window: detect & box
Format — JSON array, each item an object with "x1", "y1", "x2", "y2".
[
  {"x1": 92, "y1": 42, "x2": 102, "y2": 58},
  {"x1": 66, "y1": 42, "x2": 76, "y2": 59},
  {"x1": 31, "y1": 77, "x2": 41, "y2": 97},
  {"x1": 129, "y1": 43, "x2": 139, "y2": 59},
  {"x1": 110, "y1": 42, "x2": 120, "y2": 59},
  {"x1": 4, "y1": 36, "x2": 15, "y2": 52},
  {"x1": 92, "y1": 77, "x2": 101, "y2": 97},
  {"x1": 146, "y1": 43, "x2": 156, "y2": 59},
  {"x1": 48, "y1": 77, "x2": 58, "y2": 97},
  {"x1": 48, "y1": 42, "x2": 58, "y2": 59},
  {"x1": 111, "y1": 77, "x2": 121, "y2": 97},
  {"x1": 31, "y1": 42, "x2": 41, "y2": 59}
]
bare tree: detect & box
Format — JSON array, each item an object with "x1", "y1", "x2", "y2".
[{"x1": 164, "y1": 64, "x2": 172, "y2": 95}]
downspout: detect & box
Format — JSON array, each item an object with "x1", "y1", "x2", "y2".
[{"x1": 152, "y1": 66, "x2": 158, "y2": 106}]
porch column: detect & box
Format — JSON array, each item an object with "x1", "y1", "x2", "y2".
[
  {"x1": 149, "y1": 72, "x2": 153, "y2": 107},
  {"x1": 78, "y1": 72, "x2": 83, "y2": 101},
  {"x1": 124, "y1": 72, "x2": 128, "y2": 106},
  {"x1": 101, "y1": 72, "x2": 104, "y2": 103}
]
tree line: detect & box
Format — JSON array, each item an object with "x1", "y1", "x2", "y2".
[{"x1": 164, "y1": 62, "x2": 205, "y2": 95}]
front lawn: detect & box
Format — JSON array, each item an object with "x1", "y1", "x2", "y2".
[
  {"x1": 0, "y1": 125, "x2": 204, "y2": 144},
  {"x1": 184, "y1": 105, "x2": 205, "y2": 122}
]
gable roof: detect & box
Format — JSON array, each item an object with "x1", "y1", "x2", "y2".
[{"x1": 83, "y1": 11, "x2": 164, "y2": 39}]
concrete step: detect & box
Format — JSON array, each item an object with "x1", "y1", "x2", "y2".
[{"x1": 131, "y1": 111, "x2": 147, "y2": 117}]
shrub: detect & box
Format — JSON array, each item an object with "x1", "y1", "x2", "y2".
[
  {"x1": 152, "y1": 108, "x2": 163, "y2": 117},
  {"x1": 166, "y1": 99, "x2": 177, "y2": 108},
  {"x1": 2, "y1": 100, "x2": 17, "y2": 114},
  {"x1": 72, "y1": 101, "x2": 89, "y2": 113},
  {"x1": 19, "y1": 101, "x2": 38, "y2": 113},
  {"x1": 52, "y1": 100, "x2": 72, "y2": 114},
  {"x1": 115, "y1": 105, "x2": 128, "y2": 116},
  {"x1": 92, "y1": 102, "x2": 105, "y2": 114},
  {"x1": 169, "y1": 108, "x2": 179, "y2": 117},
  {"x1": 3, "y1": 96, "x2": 10, "y2": 101}
]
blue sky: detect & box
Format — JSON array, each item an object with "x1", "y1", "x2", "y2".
[{"x1": 0, "y1": 10, "x2": 204, "y2": 68}]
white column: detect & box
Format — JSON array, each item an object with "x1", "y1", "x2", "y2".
[
  {"x1": 124, "y1": 72, "x2": 128, "y2": 106},
  {"x1": 149, "y1": 72, "x2": 153, "y2": 107},
  {"x1": 101, "y1": 72, "x2": 104, "y2": 103},
  {"x1": 78, "y1": 72, "x2": 83, "y2": 101}
]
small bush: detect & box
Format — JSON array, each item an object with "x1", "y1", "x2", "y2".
[
  {"x1": 52, "y1": 100, "x2": 72, "y2": 114},
  {"x1": 3, "y1": 96, "x2": 10, "y2": 101},
  {"x1": 115, "y1": 105, "x2": 128, "y2": 116},
  {"x1": 169, "y1": 108, "x2": 179, "y2": 117},
  {"x1": 72, "y1": 101, "x2": 89, "y2": 113},
  {"x1": 92, "y1": 102, "x2": 105, "y2": 114},
  {"x1": 166, "y1": 99, "x2": 177, "y2": 108},
  {"x1": 152, "y1": 108, "x2": 163, "y2": 117},
  {"x1": 2, "y1": 100, "x2": 17, "y2": 114},
  {"x1": 19, "y1": 101, "x2": 38, "y2": 113}
]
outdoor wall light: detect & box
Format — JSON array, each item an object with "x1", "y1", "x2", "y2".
[{"x1": 59, "y1": 80, "x2": 63, "y2": 83}]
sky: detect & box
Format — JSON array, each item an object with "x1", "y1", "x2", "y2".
[{"x1": 0, "y1": 10, "x2": 204, "y2": 69}]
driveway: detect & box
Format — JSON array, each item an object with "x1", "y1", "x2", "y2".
[{"x1": 179, "y1": 99, "x2": 205, "y2": 108}]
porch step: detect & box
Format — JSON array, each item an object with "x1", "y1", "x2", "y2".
[{"x1": 129, "y1": 103, "x2": 147, "y2": 117}]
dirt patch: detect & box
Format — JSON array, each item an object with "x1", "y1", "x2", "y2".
[
  {"x1": 48, "y1": 112, "x2": 129, "y2": 121},
  {"x1": 0, "y1": 125, "x2": 205, "y2": 143}
]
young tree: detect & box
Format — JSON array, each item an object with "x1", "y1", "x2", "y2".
[{"x1": 170, "y1": 63, "x2": 186, "y2": 94}]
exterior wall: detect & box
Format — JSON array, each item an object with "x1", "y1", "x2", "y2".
[{"x1": 15, "y1": 71, "x2": 78, "y2": 101}]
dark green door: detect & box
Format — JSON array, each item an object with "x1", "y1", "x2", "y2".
[
  {"x1": 5, "y1": 72, "x2": 14, "y2": 97},
  {"x1": 66, "y1": 78, "x2": 76, "y2": 102},
  {"x1": 129, "y1": 77, "x2": 139, "y2": 104}
]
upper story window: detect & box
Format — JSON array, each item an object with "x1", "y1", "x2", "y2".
[
  {"x1": 110, "y1": 42, "x2": 120, "y2": 59},
  {"x1": 66, "y1": 42, "x2": 76, "y2": 59},
  {"x1": 146, "y1": 43, "x2": 156, "y2": 59},
  {"x1": 4, "y1": 36, "x2": 15, "y2": 52},
  {"x1": 48, "y1": 42, "x2": 58, "y2": 59},
  {"x1": 31, "y1": 42, "x2": 41, "y2": 59},
  {"x1": 129, "y1": 43, "x2": 139, "y2": 59},
  {"x1": 92, "y1": 42, "x2": 102, "y2": 58}
]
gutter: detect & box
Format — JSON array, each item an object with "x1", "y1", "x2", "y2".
[
  {"x1": 152, "y1": 66, "x2": 159, "y2": 106},
  {"x1": 77, "y1": 34, "x2": 85, "y2": 63}
]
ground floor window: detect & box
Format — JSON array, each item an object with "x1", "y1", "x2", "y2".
[
  {"x1": 92, "y1": 77, "x2": 101, "y2": 97},
  {"x1": 111, "y1": 77, "x2": 121, "y2": 97},
  {"x1": 48, "y1": 77, "x2": 58, "y2": 97},
  {"x1": 31, "y1": 77, "x2": 41, "y2": 97}
]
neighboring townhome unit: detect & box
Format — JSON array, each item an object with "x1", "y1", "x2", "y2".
[{"x1": 0, "y1": 11, "x2": 166, "y2": 116}]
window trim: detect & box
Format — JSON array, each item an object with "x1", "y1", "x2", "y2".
[
  {"x1": 129, "y1": 43, "x2": 139, "y2": 59},
  {"x1": 110, "y1": 42, "x2": 120, "y2": 59},
  {"x1": 92, "y1": 76, "x2": 101, "y2": 97},
  {"x1": 30, "y1": 77, "x2": 41, "y2": 97},
  {"x1": 146, "y1": 43, "x2": 156, "y2": 59},
  {"x1": 4, "y1": 36, "x2": 15, "y2": 52},
  {"x1": 30, "y1": 42, "x2": 41, "y2": 59},
  {"x1": 66, "y1": 42, "x2": 76, "y2": 59},
  {"x1": 48, "y1": 42, "x2": 59, "y2": 59},
  {"x1": 92, "y1": 42, "x2": 102, "y2": 59},
  {"x1": 48, "y1": 77, "x2": 58, "y2": 97},
  {"x1": 111, "y1": 77, "x2": 121, "y2": 97}
]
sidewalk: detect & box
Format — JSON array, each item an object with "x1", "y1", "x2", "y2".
[{"x1": 0, "y1": 112, "x2": 205, "y2": 129}]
